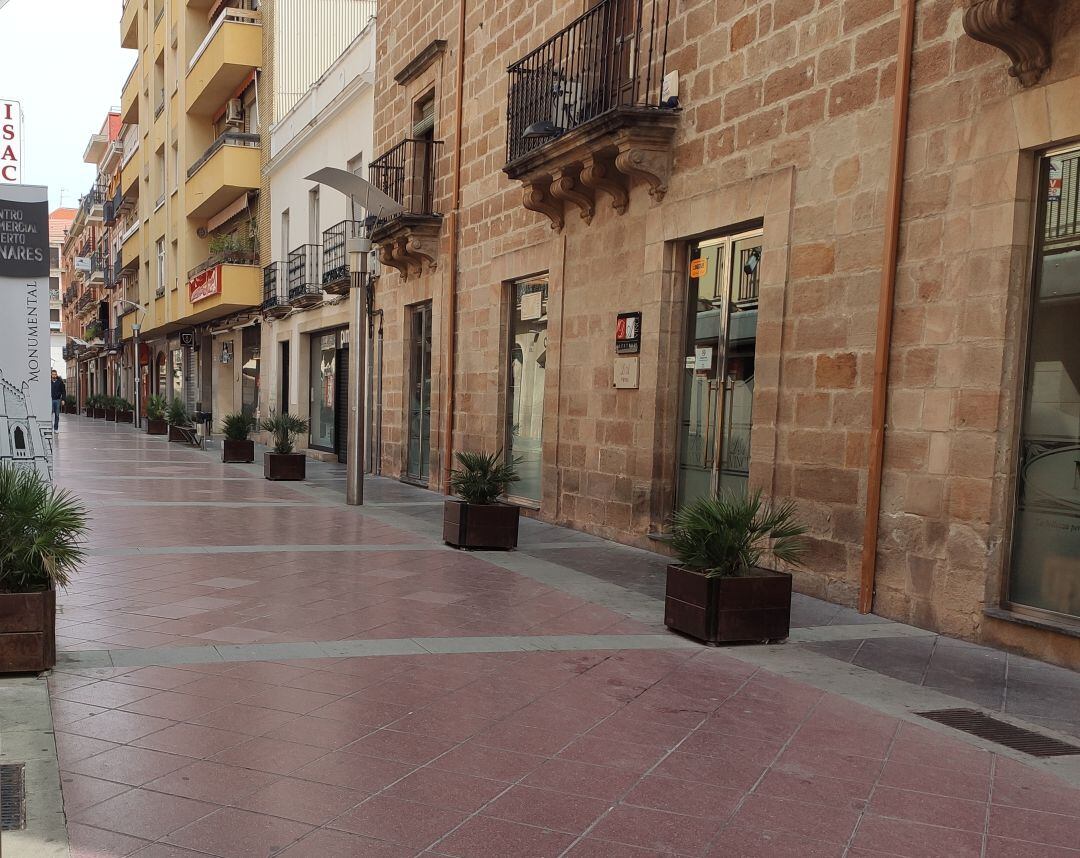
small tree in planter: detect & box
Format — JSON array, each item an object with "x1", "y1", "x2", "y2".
[
  {"x1": 146, "y1": 394, "x2": 168, "y2": 435},
  {"x1": 665, "y1": 491, "x2": 807, "y2": 645},
  {"x1": 62, "y1": 394, "x2": 77, "y2": 414},
  {"x1": 443, "y1": 450, "x2": 521, "y2": 550},
  {"x1": 0, "y1": 465, "x2": 87, "y2": 672},
  {"x1": 103, "y1": 395, "x2": 118, "y2": 421},
  {"x1": 114, "y1": 398, "x2": 135, "y2": 424},
  {"x1": 86, "y1": 394, "x2": 105, "y2": 418},
  {"x1": 259, "y1": 412, "x2": 309, "y2": 480},
  {"x1": 166, "y1": 399, "x2": 193, "y2": 442},
  {"x1": 221, "y1": 411, "x2": 257, "y2": 463}
]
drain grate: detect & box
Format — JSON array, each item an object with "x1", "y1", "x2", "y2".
[
  {"x1": 0, "y1": 763, "x2": 26, "y2": 831},
  {"x1": 918, "y1": 708, "x2": 1080, "y2": 758}
]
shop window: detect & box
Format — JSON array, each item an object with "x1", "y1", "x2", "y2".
[
  {"x1": 506, "y1": 278, "x2": 548, "y2": 503},
  {"x1": 407, "y1": 302, "x2": 432, "y2": 482}
]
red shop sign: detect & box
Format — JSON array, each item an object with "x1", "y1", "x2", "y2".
[{"x1": 189, "y1": 265, "x2": 222, "y2": 303}]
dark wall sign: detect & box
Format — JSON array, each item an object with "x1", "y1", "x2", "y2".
[
  {"x1": 615, "y1": 311, "x2": 642, "y2": 355},
  {"x1": 0, "y1": 189, "x2": 49, "y2": 279}
]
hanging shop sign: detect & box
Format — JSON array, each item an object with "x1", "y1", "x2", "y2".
[
  {"x1": 0, "y1": 100, "x2": 22, "y2": 184},
  {"x1": 0, "y1": 183, "x2": 52, "y2": 477},
  {"x1": 188, "y1": 264, "x2": 222, "y2": 303},
  {"x1": 179, "y1": 331, "x2": 195, "y2": 348},
  {"x1": 74, "y1": 256, "x2": 92, "y2": 272},
  {"x1": 615, "y1": 311, "x2": 642, "y2": 355},
  {"x1": 689, "y1": 257, "x2": 708, "y2": 279}
]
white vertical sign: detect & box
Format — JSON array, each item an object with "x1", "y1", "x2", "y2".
[
  {"x1": 0, "y1": 99, "x2": 21, "y2": 184},
  {"x1": 0, "y1": 184, "x2": 52, "y2": 478}
]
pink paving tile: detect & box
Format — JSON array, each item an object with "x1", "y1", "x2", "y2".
[
  {"x1": 988, "y1": 803, "x2": 1080, "y2": 850},
  {"x1": 557, "y1": 735, "x2": 669, "y2": 773},
  {"x1": 55, "y1": 679, "x2": 159, "y2": 709},
  {"x1": 343, "y1": 729, "x2": 457, "y2": 765},
  {"x1": 193, "y1": 626, "x2": 275, "y2": 644},
  {"x1": 132, "y1": 723, "x2": 250, "y2": 758},
  {"x1": 473, "y1": 720, "x2": 581, "y2": 757},
  {"x1": 207, "y1": 735, "x2": 330, "y2": 775},
  {"x1": 142, "y1": 760, "x2": 278, "y2": 804},
  {"x1": 993, "y1": 757, "x2": 1080, "y2": 816},
  {"x1": 70, "y1": 787, "x2": 217, "y2": 841},
  {"x1": 51, "y1": 699, "x2": 107, "y2": 727},
  {"x1": 622, "y1": 774, "x2": 743, "y2": 820},
  {"x1": 63, "y1": 709, "x2": 176, "y2": 744},
  {"x1": 54, "y1": 732, "x2": 120, "y2": 765},
  {"x1": 234, "y1": 776, "x2": 367, "y2": 824},
  {"x1": 261, "y1": 714, "x2": 375, "y2": 749},
  {"x1": 164, "y1": 807, "x2": 314, "y2": 858},
  {"x1": 652, "y1": 749, "x2": 767, "y2": 792},
  {"x1": 119, "y1": 690, "x2": 226, "y2": 721},
  {"x1": 130, "y1": 845, "x2": 219, "y2": 858},
  {"x1": 868, "y1": 785, "x2": 988, "y2": 832},
  {"x1": 65, "y1": 745, "x2": 195, "y2": 787},
  {"x1": 431, "y1": 741, "x2": 546, "y2": 782},
  {"x1": 590, "y1": 805, "x2": 726, "y2": 855},
  {"x1": 170, "y1": 675, "x2": 273, "y2": 702},
  {"x1": 330, "y1": 795, "x2": 470, "y2": 848},
  {"x1": 232, "y1": 684, "x2": 342, "y2": 714},
  {"x1": 59, "y1": 772, "x2": 132, "y2": 812},
  {"x1": 876, "y1": 758, "x2": 991, "y2": 802},
  {"x1": 985, "y1": 836, "x2": 1080, "y2": 857},
  {"x1": 753, "y1": 769, "x2": 872, "y2": 811},
  {"x1": 188, "y1": 702, "x2": 301, "y2": 735},
  {"x1": 564, "y1": 838, "x2": 676, "y2": 858},
  {"x1": 704, "y1": 825, "x2": 846, "y2": 858},
  {"x1": 292, "y1": 750, "x2": 414, "y2": 792},
  {"x1": 483, "y1": 785, "x2": 612, "y2": 834},
  {"x1": 434, "y1": 815, "x2": 576, "y2": 858},
  {"x1": 772, "y1": 743, "x2": 885, "y2": 783},
  {"x1": 276, "y1": 827, "x2": 416, "y2": 858},
  {"x1": 389, "y1": 706, "x2": 495, "y2": 741},
  {"x1": 523, "y1": 759, "x2": 640, "y2": 802},
  {"x1": 888, "y1": 721, "x2": 994, "y2": 774},
  {"x1": 731, "y1": 794, "x2": 862, "y2": 844},
  {"x1": 67, "y1": 822, "x2": 150, "y2": 858},
  {"x1": 852, "y1": 815, "x2": 983, "y2": 858},
  {"x1": 383, "y1": 766, "x2": 508, "y2": 812}
]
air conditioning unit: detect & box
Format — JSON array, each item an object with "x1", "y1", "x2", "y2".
[{"x1": 224, "y1": 99, "x2": 244, "y2": 127}]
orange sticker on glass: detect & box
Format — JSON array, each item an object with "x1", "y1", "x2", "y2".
[{"x1": 690, "y1": 257, "x2": 707, "y2": 278}]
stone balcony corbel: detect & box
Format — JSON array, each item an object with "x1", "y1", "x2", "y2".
[
  {"x1": 503, "y1": 106, "x2": 678, "y2": 231},
  {"x1": 962, "y1": 0, "x2": 1059, "y2": 87},
  {"x1": 371, "y1": 214, "x2": 442, "y2": 281}
]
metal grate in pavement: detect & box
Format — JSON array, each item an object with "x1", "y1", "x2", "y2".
[
  {"x1": 918, "y1": 708, "x2": 1080, "y2": 758},
  {"x1": 0, "y1": 763, "x2": 26, "y2": 831}
]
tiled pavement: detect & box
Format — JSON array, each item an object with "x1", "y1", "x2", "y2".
[{"x1": 6, "y1": 416, "x2": 1080, "y2": 857}]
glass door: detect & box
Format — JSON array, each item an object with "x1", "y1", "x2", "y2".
[
  {"x1": 407, "y1": 303, "x2": 432, "y2": 482},
  {"x1": 676, "y1": 230, "x2": 762, "y2": 509},
  {"x1": 507, "y1": 278, "x2": 548, "y2": 503},
  {"x1": 1008, "y1": 145, "x2": 1080, "y2": 622},
  {"x1": 309, "y1": 331, "x2": 338, "y2": 451}
]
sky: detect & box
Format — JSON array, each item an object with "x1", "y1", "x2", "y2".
[{"x1": 0, "y1": 0, "x2": 135, "y2": 210}]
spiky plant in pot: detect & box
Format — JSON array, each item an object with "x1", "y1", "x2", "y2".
[
  {"x1": 443, "y1": 450, "x2": 521, "y2": 550},
  {"x1": 448, "y1": 450, "x2": 520, "y2": 505}
]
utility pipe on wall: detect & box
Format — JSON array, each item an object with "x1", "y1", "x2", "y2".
[
  {"x1": 441, "y1": 0, "x2": 468, "y2": 495},
  {"x1": 859, "y1": 0, "x2": 917, "y2": 614}
]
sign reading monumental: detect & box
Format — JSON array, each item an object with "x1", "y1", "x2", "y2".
[{"x1": 0, "y1": 184, "x2": 53, "y2": 477}]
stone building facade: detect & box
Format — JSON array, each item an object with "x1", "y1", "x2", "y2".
[{"x1": 368, "y1": 0, "x2": 1080, "y2": 666}]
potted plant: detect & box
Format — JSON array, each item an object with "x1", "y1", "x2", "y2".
[
  {"x1": 88, "y1": 394, "x2": 106, "y2": 419},
  {"x1": 62, "y1": 394, "x2": 77, "y2": 414},
  {"x1": 221, "y1": 411, "x2": 257, "y2": 463},
  {"x1": 443, "y1": 450, "x2": 521, "y2": 550},
  {"x1": 114, "y1": 398, "x2": 135, "y2": 424},
  {"x1": 166, "y1": 399, "x2": 194, "y2": 442},
  {"x1": 0, "y1": 465, "x2": 87, "y2": 672},
  {"x1": 260, "y1": 412, "x2": 309, "y2": 480},
  {"x1": 146, "y1": 394, "x2": 168, "y2": 435},
  {"x1": 103, "y1": 395, "x2": 118, "y2": 422},
  {"x1": 664, "y1": 491, "x2": 807, "y2": 645}
]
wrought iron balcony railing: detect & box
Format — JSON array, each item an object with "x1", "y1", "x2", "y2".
[
  {"x1": 262, "y1": 262, "x2": 289, "y2": 315},
  {"x1": 287, "y1": 245, "x2": 322, "y2": 304},
  {"x1": 322, "y1": 220, "x2": 365, "y2": 286},
  {"x1": 505, "y1": 0, "x2": 674, "y2": 164},
  {"x1": 369, "y1": 138, "x2": 443, "y2": 223}
]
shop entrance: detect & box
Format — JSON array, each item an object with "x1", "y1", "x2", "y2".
[
  {"x1": 675, "y1": 229, "x2": 763, "y2": 509},
  {"x1": 335, "y1": 346, "x2": 349, "y2": 464},
  {"x1": 406, "y1": 302, "x2": 432, "y2": 483}
]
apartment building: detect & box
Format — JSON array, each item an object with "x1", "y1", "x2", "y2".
[
  {"x1": 368, "y1": 0, "x2": 1080, "y2": 666},
  {"x1": 48, "y1": 208, "x2": 76, "y2": 374},
  {"x1": 260, "y1": 18, "x2": 376, "y2": 462}
]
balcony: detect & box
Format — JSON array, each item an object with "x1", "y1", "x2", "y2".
[
  {"x1": 106, "y1": 326, "x2": 123, "y2": 353},
  {"x1": 261, "y1": 262, "x2": 289, "y2": 319},
  {"x1": 368, "y1": 138, "x2": 443, "y2": 279},
  {"x1": 121, "y1": 220, "x2": 141, "y2": 270},
  {"x1": 185, "y1": 131, "x2": 261, "y2": 218},
  {"x1": 121, "y1": 0, "x2": 138, "y2": 49},
  {"x1": 321, "y1": 220, "x2": 366, "y2": 295},
  {"x1": 503, "y1": 0, "x2": 678, "y2": 230},
  {"x1": 184, "y1": 260, "x2": 262, "y2": 324},
  {"x1": 88, "y1": 252, "x2": 106, "y2": 285},
  {"x1": 121, "y1": 63, "x2": 140, "y2": 124},
  {"x1": 81, "y1": 185, "x2": 106, "y2": 223},
  {"x1": 186, "y1": 6, "x2": 263, "y2": 116},
  {"x1": 121, "y1": 155, "x2": 141, "y2": 198},
  {"x1": 286, "y1": 245, "x2": 322, "y2": 308}
]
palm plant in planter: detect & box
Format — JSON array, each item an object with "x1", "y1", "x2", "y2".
[
  {"x1": 260, "y1": 412, "x2": 309, "y2": 480},
  {"x1": 665, "y1": 491, "x2": 807, "y2": 645},
  {"x1": 103, "y1": 395, "x2": 118, "y2": 421},
  {"x1": 145, "y1": 393, "x2": 168, "y2": 435},
  {"x1": 114, "y1": 398, "x2": 135, "y2": 424},
  {"x1": 166, "y1": 398, "x2": 193, "y2": 442},
  {"x1": 86, "y1": 393, "x2": 106, "y2": 418},
  {"x1": 443, "y1": 450, "x2": 521, "y2": 550},
  {"x1": 62, "y1": 394, "x2": 77, "y2": 414},
  {"x1": 221, "y1": 411, "x2": 257, "y2": 463},
  {"x1": 0, "y1": 465, "x2": 87, "y2": 672}
]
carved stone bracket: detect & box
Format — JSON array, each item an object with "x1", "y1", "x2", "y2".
[
  {"x1": 371, "y1": 216, "x2": 442, "y2": 280},
  {"x1": 503, "y1": 107, "x2": 678, "y2": 232},
  {"x1": 963, "y1": 0, "x2": 1056, "y2": 87}
]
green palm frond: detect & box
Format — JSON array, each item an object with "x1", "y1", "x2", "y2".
[
  {"x1": 145, "y1": 394, "x2": 167, "y2": 420},
  {"x1": 670, "y1": 490, "x2": 808, "y2": 578},
  {"x1": 449, "y1": 450, "x2": 520, "y2": 505},
  {"x1": 166, "y1": 398, "x2": 192, "y2": 426},
  {"x1": 259, "y1": 412, "x2": 309, "y2": 454},
  {"x1": 222, "y1": 411, "x2": 257, "y2": 441}
]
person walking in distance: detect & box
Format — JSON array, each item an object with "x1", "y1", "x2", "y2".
[{"x1": 50, "y1": 370, "x2": 66, "y2": 432}]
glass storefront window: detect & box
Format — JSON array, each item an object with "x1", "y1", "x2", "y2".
[
  {"x1": 1008, "y1": 146, "x2": 1080, "y2": 622},
  {"x1": 309, "y1": 331, "x2": 338, "y2": 451},
  {"x1": 241, "y1": 326, "x2": 260, "y2": 418},
  {"x1": 407, "y1": 303, "x2": 432, "y2": 482},
  {"x1": 507, "y1": 278, "x2": 548, "y2": 503}
]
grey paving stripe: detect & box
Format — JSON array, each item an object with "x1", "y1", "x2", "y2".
[
  {"x1": 62, "y1": 475, "x2": 266, "y2": 481},
  {"x1": 787, "y1": 622, "x2": 936, "y2": 643},
  {"x1": 55, "y1": 633, "x2": 698, "y2": 670},
  {"x1": 90, "y1": 500, "x2": 335, "y2": 509},
  {"x1": 85, "y1": 543, "x2": 449, "y2": 557}
]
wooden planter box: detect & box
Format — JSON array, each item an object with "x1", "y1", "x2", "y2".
[
  {"x1": 223, "y1": 439, "x2": 255, "y2": 463},
  {"x1": 264, "y1": 452, "x2": 305, "y2": 480},
  {"x1": 116, "y1": 410, "x2": 135, "y2": 424},
  {"x1": 93, "y1": 407, "x2": 107, "y2": 419},
  {"x1": 665, "y1": 564, "x2": 792, "y2": 645},
  {"x1": 443, "y1": 500, "x2": 520, "y2": 550},
  {"x1": 146, "y1": 418, "x2": 168, "y2": 435},
  {"x1": 104, "y1": 407, "x2": 117, "y2": 421},
  {"x1": 0, "y1": 587, "x2": 56, "y2": 673}
]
